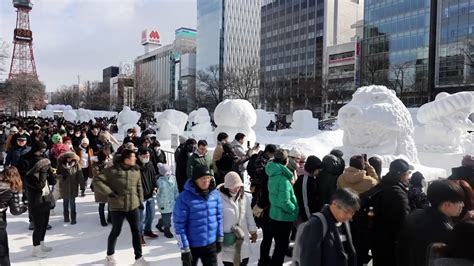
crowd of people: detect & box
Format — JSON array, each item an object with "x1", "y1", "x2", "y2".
[{"x1": 0, "y1": 116, "x2": 472, "y2": 266}]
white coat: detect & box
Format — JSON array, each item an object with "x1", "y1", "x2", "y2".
[{"x1": 219, "y1": 190, "x2": 257, "y2": 263}]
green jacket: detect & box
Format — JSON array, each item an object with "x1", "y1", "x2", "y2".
[
  {"x1": 93, "y1": 162, "x2": 144, "y2": 212},
  {"x1": 266, "y1": 161, "x2": 298, "y2": 222},
  {"x1": 57, "y1": 152, "x2": 85, "y2": 199},
  {"x1": 186, "y1": 152, "x2": 214, "y2": 179}
]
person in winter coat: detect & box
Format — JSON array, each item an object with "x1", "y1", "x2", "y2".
[
  {"x1": 176, "y1": 138, "x2": 196, "y2": 192},
  {"x1": 5, "y1": 126, "x2": 18, "y2": 153},
  {"x1": 123, "y1": 127, "x2": 140, "y2": 146},
  {"x1": 449, "y1": 155, "x2": 474, "y2": 188},
  {"x1": 93, "y1": 149, "x2": 148, "y2": 265},
  {"x1": 315, "y1": 152, "x2": 345, "y2": 212},
  {"x1": 75, "y1": 137, "x2": 93, "y2": 197},
  {"x1": 92, "y1": 150, "x2": 112, "y2": 226},
  {"x1": 216, "y1": 144, "x2": 239, "y2": 184},
  {"x1": 22, "y1": 141, "x2": 56, "y2": 258},
  {"x1": 371, "y1": 159, "x2": 412, "y2": 266},
  {"x1": 0, "y1": 126, "x2": 7, "y2": 165},
  {"x1": 87, "y1": 125, "x2": 101, "y2": 153},
  {"x1": 212, "y1": 132, "x2": 229, "y2": 182},
  {"x1": 397, "y1": 180, "x2": 466, "y2": 266},
  {"x1": 5, "y1": 136, "x2": 31, "y2": 168},
  {"x1": 266, "y1": 149, "x2": 298, "y2": 266},
  {"x1": 57, "y1": 151, "x2": 84, "y2": 224},
  {"x1": 155, "y1": 163, "x2": 179, "y2": 238},
  {"x1": 337, "y1": 155, "x2": 378, "y2": 194},
  {"x1": 294, "y1": 156, "x2": 323, "y2": 223},
  {"x1": 0, "y1": 166, "x2": 27, "y2": 265},
  {"x1": 451, "y1": 179, "x2": 474, "y2": 222},
  {"x1": 407, "y1": 171, "x2": 429, "y2": 211},
  {"x1": 50, "y1": 133, "x2": 69, "y2": 168},
  {"x1": 218, "y1": 171, "x2": 257, "y2": 266},
  {"x1": 186, "y1": 139, "x2": 214, "y2": 179},
  {"x1": 97, "y1": 131, "x2": 115, "y2": 157},
  {"x1": 230, "y1": 133, "x2": 257, "y2": 178},
  {"x1": 173, "y1": 164, "x2": 223, "y2": 266},
  {"x1": 293, "y1": 188, "x2": 360, "y2": 266},
  {"x1": 150, "y1": 139, "x2": 166, "y2": 174},
  {"x1": 137, "y1": 147, "x2": 158, "y2": 242}
]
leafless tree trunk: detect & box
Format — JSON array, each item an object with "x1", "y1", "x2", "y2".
[{"x1": 6, "y1": 74, "x2": 45, "y2": 116}]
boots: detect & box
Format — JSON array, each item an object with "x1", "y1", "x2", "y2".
[
  {"x1": 141, "y1": 236, "x2": 146, "y2": 246},
  {"x1": 64, "y1": 211, "x2": 70, "y2": 223},
  {"x1": 40, "y1": 241, "x2": 52, "y2": 252},
  {"x1": 133, "y1": 256, "x2": 150, "y2": 266},
  {"x1": 32, "y1": 245, "x2": 47, "y2": 258},
  {"x1": 99, "y1": 208, "x2": 107, "y2": 226},
  {"x1": 105, "y1": 255, "x2": 117, "y2": 265},
  {"x1": 80, "y1": 189, "x2": 86, "y2": 197},
  {"x1": 163, "y1": 228, "x2": 174, "y2": 239},
  {"x1": 71, "y1": 212, "x2": 77, "y2": 225},
  {"x1": 155, "y1": 220, "x2": 164, "y2": 232}
]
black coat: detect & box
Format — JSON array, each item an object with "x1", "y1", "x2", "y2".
[
  {"x1": 0, "y1": 182, "x2": 27, "y2": 228},
  {"x1": 23, "y1": 155, "x2": 56, "y2": 209},
  {"x1": 0, "y1": 133, "x2": 6, "y2": 152},
  {"x1": 449, "y1": 166, "x2": 474, "y2": 189},
  {"x1": 294, "y1": 206, "x2": 357, "y2": 266},
  {"x1": 371, "y1": 177, "x2": 410, "y2": 266},
  {"x1": 316, "y1": 155, "x2": 345, "y2": 211},
  {"x1": 175, "y1": 144, "x2": 191, "y2": 192},
  {"x1": 397, "y1": 207, "x2": 453, "y2": 266},
  {"x1": 294, "y1": 174, "x2": 319, "y2": 222},
  {"x1": 139, "y1": 161, "x2": 157, "y2": 200}
]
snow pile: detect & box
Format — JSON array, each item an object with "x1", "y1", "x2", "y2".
[
  {"x1": 191, "y1": 108, "x2": 213, "y2": 134},
  {"x1": 291, "y1": 110, "x2": 318, "y2": 132},
  {"x1": 338, "y1": 85, "x2": 419, "y2": 165},
  {"x1": 76, "y1": 108, "x2": 93, "y2": 123},
  {"x1": 156, "y1": 109, "x2": 188, "y2": 140},
  {"x1": 214, "y1": 99, "x2": 257, "y2": 146},
  {"x1": 63, "y1": 110, "x2": 77, "y2": 122},
  {"x1": 415, "y1": 92, "x2": 474, "y2": 153},
  {"x1": 45, "y1": 104, "x2": 73, "y2": 111},
  {"x1": 117, "y1": 106, "x2": 141, "y2": 136},
  {"x1": 254, "y1": 109, "x2": 272, "y2": 131}
]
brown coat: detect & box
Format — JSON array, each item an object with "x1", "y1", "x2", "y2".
[
  {"x1": 92, "y1": 161, "x2": 112, "y2": 203},
  {"x1": 57, "y1": 152, "x2": 85, "y2": 199},
  {"x1": 337, "y1": 165, "x2": 378, "y2": 194}
]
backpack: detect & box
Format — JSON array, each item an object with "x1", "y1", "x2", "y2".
[
  {"x1": 292, "y1": 212, "x2": 328, "y2": 266},
  {"x1": 351, "y1": 184, "x2": 383, "y2": 264}
]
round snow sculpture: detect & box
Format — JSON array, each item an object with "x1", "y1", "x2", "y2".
[
  {"x1": 117, "y1": 106, "x2": 141, "y2": 137},
  {"x1": 254, "y1": 109, "x2": 272, "y2": 131},
  {"x1": 156, "y1": 109, "x2": 188, "y2": 139},
  {"x1": 291, "y1": 110, "x2": 318, "y2": 132},
  {"x1": 63, "y1": 110, "x2": 77, "y2": 122},
  {"x1": 214, "y1": 99, "x2": 257, "y2": 146}
]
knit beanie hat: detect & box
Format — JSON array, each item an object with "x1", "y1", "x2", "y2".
[
  {"x1": 350, "y1": 155, "x2": 365, "y2": 170},
  {"x1": 304, "y1": 155, "x2": 322, "y2": 174},
  {"x1": 273, "y1": 149, "x2": 288, "y2": 164},
  {"x1": 192, "y1": 164, "x2": 212, "y2": 180},
  {"x1": 224, "y1": 171, "x2": 244, "y2": 189},
  {"x1": 158, "y1": 163, "x2": 171, "y2": 176},
  {"x1": 461, "y1": 155, "x2": 474, "y2": 167},
  {"x1": 330, "y1": 149, "x2": 344, "y2": 158},
  {"x1": 81, "y1": 138, "x2": 89, "y2": 145},
  {"x1": 409, "y1": 171, "x2": 425, "y2": 187},
  {"x1": 51, "y1": 133, "x2": 62, "y2": 144},
  {"x1": 389, "y1": 158, "x2": 414, "y2": 175},
  {"x1": 289, "y1": 147, "x2": 302, "y2": 158}
]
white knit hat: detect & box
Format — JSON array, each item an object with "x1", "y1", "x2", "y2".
[
  {"x1": 224, "y1": 171, "x2": 244, "y2": 189},
  {"x1": 158, "y1": 163, "x2": 171, "y2": 176},
  {"x1": 81, "y1": 138, "x2": 89, "y2": 145}
]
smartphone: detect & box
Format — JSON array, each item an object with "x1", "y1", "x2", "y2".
[
  {"x1": 362, "y1": 154, "x2": 367, "y2": 161},
  {"x1": 247, "y1": 140, "x2": 251, "y2": 149}
]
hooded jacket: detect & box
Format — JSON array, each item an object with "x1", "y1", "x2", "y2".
[
  {"x1": 57, "y1": 152, "x2": 85, "y2": 199},
  {"x1": 266, "y1": 161, "x2": 298, "y2": 222},
  {"x1": 173, "y1": 179, "x2": 223, "y2": 252},
  {"x1": 316, "y1": 155, "x2": 345, "y2": 211},
  {"x1": 0, "y1": 182, "x2": 27, "y2": 228},
  {"x1": 138, "y1": 160, "x2": 157, "y2": 200},
  {"x1": 337, "y1": 165, "x2": 378, "y2": 194},
  {"x1": 156, "y1": 174, "x2": 179, "y2": 213}
]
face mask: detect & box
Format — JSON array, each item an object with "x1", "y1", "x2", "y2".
[
  {"x1": 65, "y1": 161, "x2": 74, "y2": 168},
  {"x1": 127, "y1": 133, "x2": 132, "y2": 137},
  {"x1": 154, "y1": 147, "x2": 160, "y2": 152},
  {"x1": 68, "y1": 144, "x2": 73, "y2": 149},
  {"x1": 69, "y1": 131, "x2": 74, "y2": 135},
  {"x1": 75, "y1": 133, "x2": 81, "y2": 137},
  {"x1": 140, "y1": 157, "x2": 150, "y2": 164}
]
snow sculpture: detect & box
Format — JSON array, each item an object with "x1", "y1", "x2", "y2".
[
  {"x1": 45, "y1": 104, "x2": 73, "y2": 111},
  {"x1": 338, "y1": 85, "x2": 419, "y2": 164},
  {"x1": 415, "y1": 92, "x2": 474, "y2": 153},
  {"x1": 117, "y1": 106, "x2": 141, "y2": 137},
  {"x1": 63, "y1": 110, "x2": 77, "y2": 122},
  {"x1": 214, "y1": 99, "x2": 257, "y2": 146},
  {"x1": 291, "y1": 110, "x2": 319, "y2": 132},
  {"x1": 156, "y1": 109, "x2": 188, "y2": 140},
  {"x1": 76, "y1": 108, "x2": 93, "y2": 123},
  {"x1": 254, "y1": 109, "x2": 272, "y2": 131},
  {"x1": 192, "y1": 108, "x2": 213, "y2": 134}
]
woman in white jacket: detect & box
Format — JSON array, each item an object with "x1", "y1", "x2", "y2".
[{"x1": 219, "y1": 171, "x2": 257, "y2": 266}]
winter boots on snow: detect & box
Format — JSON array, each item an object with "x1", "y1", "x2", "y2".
[{"x1": 32, "y1": 241, "x2": 52, "y2": 258}]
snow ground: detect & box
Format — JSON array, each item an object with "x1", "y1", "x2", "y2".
[{"x1": 6, "y1": 188, "x2": 292, "y2": 266}]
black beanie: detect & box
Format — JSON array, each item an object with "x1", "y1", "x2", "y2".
[
  {"x1": 192, "y1": 164, "x2": 212, "y2": 180},
  {"x1": 31, "y1": 141, "x2": 47, "y2": 153},
  {"x1": 330, "y1": 149, "x2": 344, "y2": 158},
  {"x1": 304, "y1": 155, "x2": 322, "y2": 174},
  {"x1": 409, "y1": 172, "x2": 424, "y2": 187},
  {"x1": 350, "y1": 155, "x2": 365, "y2": 170}
]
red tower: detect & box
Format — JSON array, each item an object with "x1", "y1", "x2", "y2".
[{"x1": 8, "y1": 0, "x2": 37, "y2": 80}]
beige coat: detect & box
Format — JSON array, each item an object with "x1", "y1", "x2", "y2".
[{"x1": 337, "y1": 165, "x2": 378, "y2": 194}]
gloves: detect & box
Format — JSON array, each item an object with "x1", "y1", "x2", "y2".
[
  {"x1": 250, "y1": 232, "x2": 257, "y2": 243},
  {"x1": 108, "y1": 192, "x2": 118, "y2": 198},
  {"x1": 181, "y1": 251, "x2": 192, "y2": 266},
  {"x1": 139, "y1": 203, "x2": 144, "y2": 210},
  {"x1": 216, "y1": 241, "x2": 222, "y2": 253}
]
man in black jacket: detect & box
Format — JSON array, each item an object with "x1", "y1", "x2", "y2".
[
  {"x1": 293, "y1": 188, "x2": 359, "y2": 266},
  {"x1": 137, "y1": 147, "x2": 158, "y2": 242},
  {"x1": 175, "y1": 138, "x2": 196, "y2": 192},
  {"x1": 294, "y1": 155, "x2": 322, "y2": 222}
]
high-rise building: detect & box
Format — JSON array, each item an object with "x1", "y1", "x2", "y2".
[
  {"x1": 361, "y1": 0, "x2": 434, "y2": 106},
  {"x1": 260, "y1": 0, "x2": 363, "y2": 117},
  {"x1": 135, "y1": 28, "x2": 197, "y2": 112},
  {"x1": 196, "y1": 0, "x2": 261, "y2": 105},
  {"x1": 102, "y1": 66, "x2": 119, "y2": 90},
  {"x1": 435, "y1": 0, "x2": 474, "y2": 93}
]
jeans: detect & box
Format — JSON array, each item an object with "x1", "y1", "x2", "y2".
[
  {"x1": 63, "y1": 197, "x2": 76, "y2": 213},
  {"x1": 107, "y1": 208, "x2": 142, "y2": 260},
  {"x1": 31, "y1": 203, "x2": 50, "y2": 246},
  {"x1": 270, "y1": 219, "x2": 293, "y2": 266},
  {"x1": 190, "y1": 242, "x2": 218, "y2": 266},
  {"x1": 139, "y1": 198, "x2": 155, "y2": 233},
  {"x1": 159, "y1": 212, "x2": 172, "y2": 229}
]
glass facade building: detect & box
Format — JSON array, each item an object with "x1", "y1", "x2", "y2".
[
  {"x1": 362, "y1": 0, "x2": 432, "y2": 106},
  {"x1": 436, "y1": 0, "x2": 474, "y2": 92}
]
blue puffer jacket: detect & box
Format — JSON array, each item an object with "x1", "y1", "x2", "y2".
[{"x1": 173, "y1": 179, "x2": 223, "y2": 252}]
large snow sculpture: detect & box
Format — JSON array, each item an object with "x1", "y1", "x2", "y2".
[
  {"x1": 76, "y1": 108, "x2": 93, "y2": 123},
  {"x1": 63, "y1": 110, "x2": 77, "y2": 122},
  {"x1": 415, "y1": 92, "x2": 474, "y2": 153},
  {"x1": 291, "y1": 110, "x2": 319, "y2": 132},
  {"x1": 254, "y1": 109, "x2": 272, "y2": 131},
  {"x1": 117, "y1": 106, "x2": 141, "y2": 137},
  {"x1": 214, "y1": 99, "x2": 257, "y2": 146},
  {"x1": 156, "y1": 109, "x2": 188, "y2": 140},
  {"x1": 192, "y1": 108, "x2": 213, "y2": 134},
  {"x1": 338, "y1": 85, "x2": 419, "y2": 164}
]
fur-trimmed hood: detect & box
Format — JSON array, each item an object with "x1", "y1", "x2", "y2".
[
  {"x1": 26, "y1": 158, "x2": 51, "y2": 178},
  {"x1": 57, "y1": 151, "x2": 80, "y2": 164}
]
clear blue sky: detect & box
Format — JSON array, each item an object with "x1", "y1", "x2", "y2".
[{"x1": 0, "y1": 0, "x2": 196, "y2": 91}]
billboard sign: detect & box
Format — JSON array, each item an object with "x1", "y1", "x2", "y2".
[{"x1": 141, "y1": 29, "x2": 160, "y2": 45}]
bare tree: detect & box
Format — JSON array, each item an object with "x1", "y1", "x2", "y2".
[
  {"x1": 226, "y1": 63, "x2": 260, "y2": 106},
  {"x1": 0, "y1": 39, "x2": 8, "y2": 75},
  {"x1": 134, "y1": 71, "x2": 161, "y2": 117},
  {"x1": 196, "y1": 65, "x2": 225, "y2": 108},
  {"x1": 388, "y1": 61, "x2": 413, "y2": 100},
  {"x1": 82, "y1": 82, "x2": 111, "y2": 110},
  {"x1": 51, "y1": 85, "x2": 77, "y2": 107},
  {"x1": 6, "y1": 74, "x2": 45, "y2": 116}
]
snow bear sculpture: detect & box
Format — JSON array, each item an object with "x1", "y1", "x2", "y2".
[
  {"x1": 192, "y1": 108, "x2": 213, "y2": 134},
  {"x1": 214, "y1": 99, "x2": 257, "y2": 146},
  {"x1": 291, "y1": 110, "x2": 318, "y2": 132},
  {"x1": 117, "y1": 106, "x2": 141, "y2": 137},
  {"x1": 156, "y1": 109, "x2": 188, "y2": 140},
  {"x1": 338, "y1": 85, "x2": 419, "y2": 164},
  {"x1": 415, "y1": 92, "x2": 474, "y2": 153}
]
